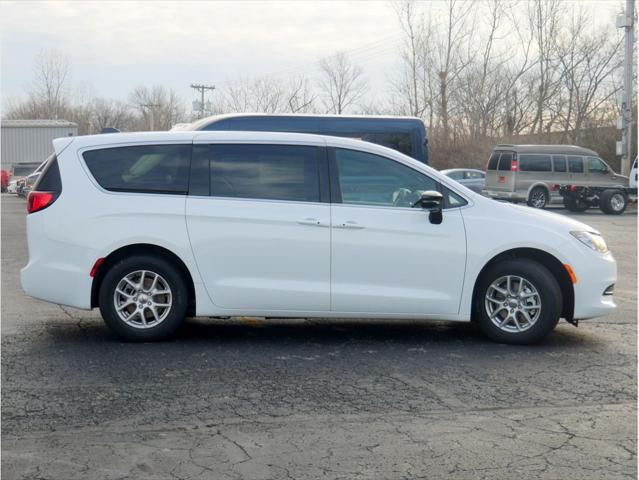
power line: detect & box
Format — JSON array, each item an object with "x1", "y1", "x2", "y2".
[{"x1": 190, "y1": 83, "x2": 216, "y2": 119}]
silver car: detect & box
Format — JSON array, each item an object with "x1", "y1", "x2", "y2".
[
  {"x1": 483, "y1": 144, "x2": 628, "y2": 208},
  {"x1": 441, "y1": 168, "x2": 486, "y2": 194}
]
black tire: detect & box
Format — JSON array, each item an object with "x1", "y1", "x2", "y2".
[
  {"x1": 599, "y1": 189, "x2": 627, "y2": 215},
  {"x1": 99, "y1": 255, "x2": 188, "y2": 341},
  {"x1": 527, "y1": 187, "x2": 549, "y2": 209},
  {"x1": 563, "y1": 196, "x2": 590, "y2": 212},
  {"x1": 474, "y1": 259, "x2": 562, "y2": 345}
]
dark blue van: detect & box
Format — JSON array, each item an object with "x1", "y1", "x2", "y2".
[{"x1": 183, "y1": 114, "x2": 429, "y2": 164}]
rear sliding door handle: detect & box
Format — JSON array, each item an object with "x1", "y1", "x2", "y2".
[
  {"x1": 297, "y1": 218, "x2": 328, "y2": 227},
  {"x1": 336, "y1": 221, "x2": 365, "y2": 229}
]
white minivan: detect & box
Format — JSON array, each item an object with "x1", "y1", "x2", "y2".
[{"x1": 21, "y1": 131, "x2": 617, "y2": 344}]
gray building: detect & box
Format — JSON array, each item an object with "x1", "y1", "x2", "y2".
[{"x1": 1, "y1": 119, "x2": 78, "y2": 175}]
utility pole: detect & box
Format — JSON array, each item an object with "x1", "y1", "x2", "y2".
[
  {"x1": 140, "y1": 103, "x2": 160, "y2": 130},
  {"x1": 617, "y1": 0, "x2": 635, "y2": 176},
  {"x1": 190, "y1": 84, "x2": 216, "y2": 119}
]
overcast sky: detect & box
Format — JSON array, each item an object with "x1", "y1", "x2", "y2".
[{"x1": 0, "y1": 0, "x2": 622, "y2": 110}]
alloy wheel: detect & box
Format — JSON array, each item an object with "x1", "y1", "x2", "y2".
[
  {"x1": 484, "y1": 275, "x2": 542, "y2": 333},
  {"x1": 113, "y1": 270, "x2": 172, "y2": 328}
]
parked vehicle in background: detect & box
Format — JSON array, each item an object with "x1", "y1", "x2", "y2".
[
  {"x1": 20, "y1": 171, "x2": 41, "y2": 198},
  {"x1": 483, "y1": 145, "x2": 628, "y2": 209},
  {"x1": 557, "y1": 184, "x2": 629, "y2": 215},
  {"x1": 179, "y1": 113, "x2": 429, "y2": 164},
  {"x1": 629, "y1": 157, "x2": 637, "y2": 190},
  {"x1": 441, "y1": 168, "x2": 485, "y2": 194},
  {"x1": 1, "y1": 170, "x2": 9, "y2": 192},
  {"x1": 21, "y1": 131, "x2": 616, "y2": 345},
  {"x1": 16, "y1": 159, "x2": 49, "y2": 198},
  {"x1": 7, "y1": 179, "x2": 18, "y2": 194}
]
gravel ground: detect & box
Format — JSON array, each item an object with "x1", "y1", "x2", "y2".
[{"x1": 1, "y1": 194, "x2": 636, "y2": 479}]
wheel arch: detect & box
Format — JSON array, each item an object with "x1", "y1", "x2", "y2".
[
  {"x1": 471, "y1": 247, "x2": 574, "y2": 322},
  {"x1": 526, "y1": 182, "x2": 551, "y2": 199},
  {"x1": 90, "y1": 243, "x2": 196, "y2": 316}
]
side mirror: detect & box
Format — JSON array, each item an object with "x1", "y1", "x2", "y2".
[{"x1": 415, "y1": 190, "x2": 443, "y2": 224}]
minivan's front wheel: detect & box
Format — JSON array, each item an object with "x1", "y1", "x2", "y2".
[
  {"x1": 527, "y1": 187, "x2": 549, "y2": 209},
  {"x1": 99, "y1": 255, "x2": 188, "y2": 341},
  {"x1": 475, "y1": 259, "x2": 561, "y2": 344}
]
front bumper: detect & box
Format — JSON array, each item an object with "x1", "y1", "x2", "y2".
[{"x1": 572, "y1": 250, "x2": 617, "y2": 320}]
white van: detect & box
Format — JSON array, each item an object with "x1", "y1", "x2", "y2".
[{"x1": 21, "y1": 132, "x2": 616, "y2": 344}]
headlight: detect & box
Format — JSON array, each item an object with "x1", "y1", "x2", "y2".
[{"x1": 570, "y1": 231, "x2": 608, "y2": 253}]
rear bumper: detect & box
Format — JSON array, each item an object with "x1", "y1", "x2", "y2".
[
  {"x1": 483, "y1": 190, "x2": 526, "y2": 201},
  {"x1": 20, "y1": 214, "x2": 94, "y2": 310}
]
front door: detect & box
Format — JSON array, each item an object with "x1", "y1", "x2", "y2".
[
  {"x1": 329, "y1": 148, "x2": 467, "y2": 315},
  {"x1": 186, "y1": 143, "x2": 331, "y2": 312}
]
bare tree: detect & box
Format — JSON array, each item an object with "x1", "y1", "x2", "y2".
[
  {"x1": 528, "y1": 0, "x2": 564, "y2": 136},
  {"x1": 91, "y1": 98, "x2": 135, "y2": 132},
  {"x1": 317, "y1": 52, "x2": 367, "y2": 114},
  {"x1": 555, "y1": 7, "x2": 622, "y2": 143},
  {"x1": 129, "y1": 85, "x2": 185, "y2": 130},
  {"x1": 31, "y1": 49, "x2": 71, "y2": 119},
  {"x1": 285, "y1": 76, "x2": 316, "y2": 113}
]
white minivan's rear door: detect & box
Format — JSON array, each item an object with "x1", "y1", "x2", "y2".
[{"x1": 186, "y1": 141, "x2": 331, "y2": 312}]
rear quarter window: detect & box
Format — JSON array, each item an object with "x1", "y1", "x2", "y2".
[
  {"x1": 519, "y1": 154, "x2": 551, "y2": 172},
  {"x1": 83, "y1": 145, "x2": 191, "y2": 194},
  {"x1": 34, "y1": 156, "x2": 61, "y2": 192}
]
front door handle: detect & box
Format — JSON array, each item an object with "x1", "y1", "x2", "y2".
[
  {"x1": 297, "y1": 218, "x2": 328, "y2": 227},
  {"x1": 336, "y1": 220, "x2": 365, "y2": 229}
]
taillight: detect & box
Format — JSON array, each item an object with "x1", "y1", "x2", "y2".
[
  {"x1": 511, "y1": 160, "x2": 518, "y2": 171},
  {"x1": 27, "y1": 191, "x2": 58, "y2": 214}
]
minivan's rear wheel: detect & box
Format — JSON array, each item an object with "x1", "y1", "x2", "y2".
[
  {"x1": 475, "y1": 259, "x2": 561, "y2": 344},
  {"x1": 527, "y1": 187, "x2": 549, "y2": 209},
  {"x1": 599, "y1": 189, "x2": 627, "y2": 215},
  {"x1": 99, "y1": 255, "x2": 188, "y2": 341}
]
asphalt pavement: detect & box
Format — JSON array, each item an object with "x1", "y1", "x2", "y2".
[{"x1": 1, "y1": 194, "x2": 636, "y2": 479}]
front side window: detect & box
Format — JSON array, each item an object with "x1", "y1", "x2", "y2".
[
  {"x1": 519, "y1": 154, "x2": 551, "y2": 172},
  {"x1": 83, "y1": 145, "x2": 191, "y2": 194},
  {"x1": 552, "y1": 155, "x2": 567, "y2": 172},
  {"x1": 334, "y1": 148, "x2": 437, "y2": 208},
  {"x1": 587, "y1": 156, "x2": 608, "y2": 173},
  {"x1": 568, "y1": 155, "x2": 584, "y2": 173},
  {"x1": 209, "y1": 144, "x2": 320, "y2": 202}
]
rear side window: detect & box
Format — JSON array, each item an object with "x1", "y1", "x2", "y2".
[
  {"x1": 552, "y1": 155, "x2": 567, "y2": 172},
  {"x1": 83, "y1": 145, "x2": 191, "y2": 194},
  {"x1": 34, "y1": 156, "x2": 61, "y2": 192},
  {"x1": 209, "y1": 144, "x2": 320, "y2": 202},
  {"x1": 519, "y1": 154, "x2": 551, "y2": 172},
  {"x1": 487, "y1": 152, "x2": 500, "y2": 170},
  {"x1": 568, "y1": 155, "x2": 584, "y2": 173},
  {"x1": 497, "y1": 152, "x2": 513, "y2": 171}
]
